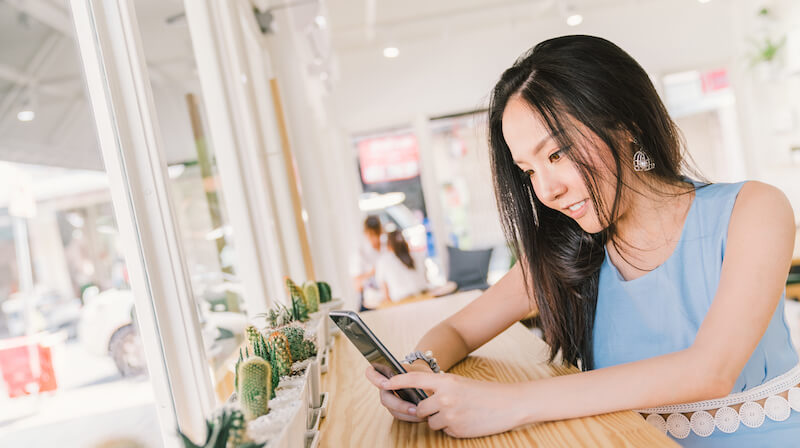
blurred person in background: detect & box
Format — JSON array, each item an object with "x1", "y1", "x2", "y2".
[
  {"x1": 370, "y1": 230, "x2": 428, "y2": 307},
  {"x1": 352, "y1": 215, "x2": 384, "y2": 311}
]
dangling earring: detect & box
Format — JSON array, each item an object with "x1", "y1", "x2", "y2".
[{"x1": 632, "y1": 138, "x2": 655, "y2": 172}]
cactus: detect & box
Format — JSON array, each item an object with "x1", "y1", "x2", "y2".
[
  {"x1": 285, "y1": 278, "x2": 310, "y2": 321},
  {"x1": 278, "y1": 324, "x2": 316, "y2": 361},
  {"x1": 285, "y1": 277, "x2": 306, "y2": 305},
  {"x1": 290, "y1": 295, "x2": 309, "y2": 322},
  {"x1": 234, "y1": 348, "x2": 243, "y2": 391},
  {"x1": 254, "y1": 335, "x2": 269, "y2": 361},
  {"x1": 226, "y1": 407, "x2": 249, "y2": 448},
  {"x1": 245, "y1": 325, "x2": 261, "y2": 348},
  {"x1": 265, "y1": 304, "x2": 293, "y2": 328},
  {"x1": 302, "y1": 339, "x2": 317, "y2": 359},
  {"x1": 177, "y1": 408, "x2": 260, "y2": 448},
  {"x1": 303, "y1": 282, "x2": 320, "y2": 313},
  {"x1": 317, "y1": 281, "x2": 332, "y2": 303},
  {"x1": 237, "y1": 357, "x2": 272, "y2": 421},
  {"x1": 267, "y1": 331, "x2": 292, "y2": 379}
]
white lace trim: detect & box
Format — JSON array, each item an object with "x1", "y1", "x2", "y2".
[{"x1": 638, "y1": 362, "x2": 800, "y2": 438}]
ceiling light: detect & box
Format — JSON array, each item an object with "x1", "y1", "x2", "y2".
[
  {"x1": 17, "y1": 110, "x2": 34, "y2": 122},
  {"x1": 698, "y1": 0, "x2": 711, "y2": 3},
  {"x1": 566, "y1": 14, "x2": 583, "y2": 26},
  {"x1": 314, "y1": 15, "x2": 327, "y2": 28},
  {"x1": 383, "y1": 47, "x2": 399, "y2": 58}
]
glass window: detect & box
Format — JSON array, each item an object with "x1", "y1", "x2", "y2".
[
  {"x1": 128, "y1": 3, "x2": 248, "y2": 388},
  {"x1": 0, "y1": 3, "x2": 165, "y2": 447}
]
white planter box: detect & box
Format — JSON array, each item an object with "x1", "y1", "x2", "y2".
[
  {"x1": 276, "y1": 394, "x2": 306, "y2": 448},
  {"x1": 235, "y1": 362, "x2": 312, "y2": 448},
  {"x1": 307, "y1": 311, "x2": 328, "y2": 359},
  {"x1": 305, "y1": 430, "x2": 320, "y2": 448},
  {"x1": 319, "y1": 298, "x2": 344, "y2": 348}
]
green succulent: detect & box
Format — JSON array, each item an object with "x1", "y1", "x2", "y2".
[
  {"x1": 264, "y1": 304, "x2": 293, "y2": 328},
  {"x1": 237, "y1": 357, "x2": 272, "y2": 421},
  {"x1": 290, "y1": 295, "x2": 309, "y2": 322},
  {"x1": 317, "y1": 281, "x2": 332, "y2": 303},
  {"x1": 267, "y1": 331, "x2": 292, "y2": 380},
  {"x1": 278, "y1": 324, "x2": 316, "y2": 361},
  {"x1": 303, "y1": 282, "x2": 320, "y2": 313},
  {"x1": 245, "y1": 325, "x2": 260, "y2": 348},
  {"x1": 177, "y1": 409, "x2": 263, "y2": 448}
]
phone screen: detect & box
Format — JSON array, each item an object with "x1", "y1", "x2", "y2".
[{"x1": 329, "y1": 311, "x2": 427, "y2": 404}]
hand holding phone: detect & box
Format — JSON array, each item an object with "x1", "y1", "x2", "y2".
[{"x1": 329, "y1": 310, "x2": 429, "y2": 405}]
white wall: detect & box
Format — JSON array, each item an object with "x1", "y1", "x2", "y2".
[{"x1": 327, "y1": 0, "x2": 800, "y2": 255}]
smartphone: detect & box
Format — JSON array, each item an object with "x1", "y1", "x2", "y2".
[{"x1": 328, "y1": 310, "x2": 429, "y2": 404}]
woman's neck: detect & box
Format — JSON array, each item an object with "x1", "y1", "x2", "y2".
[{"x1": 608, "y1": 178, "x2": 694, "y2": 266}]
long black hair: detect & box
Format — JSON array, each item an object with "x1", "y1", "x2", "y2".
[
  {"x1": 388, "y1": 230, "x2": 415, "y2": 270},
  {"x1": 488, "y1": 35, "x2": 697, "y2": 371}
]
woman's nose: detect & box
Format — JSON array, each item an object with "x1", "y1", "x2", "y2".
[{"x1": 536, "y1": 173, "x2": 567, "y2": 204}]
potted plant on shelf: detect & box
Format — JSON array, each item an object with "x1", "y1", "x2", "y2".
[{"x1": 179, "y1": 275, "x2": 343, "y2": 448}]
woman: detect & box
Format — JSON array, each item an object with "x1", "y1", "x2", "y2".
[
  {"x1": 353, "y1": 215, "x2": 385, "y2": 311},
  {"x1": 364, "y1": 35, "x2": 798, "y2": 446},
  {"x1": 374, "y1": 230, "x2": 428, "y2": 304}
]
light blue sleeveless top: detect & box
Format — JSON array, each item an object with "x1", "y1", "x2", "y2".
[{"x1": 593, "y1": 180, "x2": 800, "y2": 447}]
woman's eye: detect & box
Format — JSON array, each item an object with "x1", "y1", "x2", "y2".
[
  {"x1": 548, "y1": 150, "x2": 562, "y2": 162},
  {"x1": 524, "y1": 169, "x2": 535, "y2": 177}
]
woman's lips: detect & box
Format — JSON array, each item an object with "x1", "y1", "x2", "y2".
[{"x1": 565, "y1": 199, "x2": 588, "y2": 219}]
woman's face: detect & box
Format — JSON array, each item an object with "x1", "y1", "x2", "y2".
[{"x1": 501, "y1": 96, "x2": 618, "y2": 234}]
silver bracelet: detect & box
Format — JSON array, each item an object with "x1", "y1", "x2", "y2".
[{"x1": 403, "y1": 350, "x2": 443, "y2": 373}]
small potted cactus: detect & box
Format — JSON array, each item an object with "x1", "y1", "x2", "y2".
[
  {"x1": 225, "y1": 322, "x2": 320, "y2": 448},
  {"x1": 215, "y1": 276, "x2": 342, "y2": 448},
  {"x1": 315, "y1": 281, "x2": 343, "y2": 346}
]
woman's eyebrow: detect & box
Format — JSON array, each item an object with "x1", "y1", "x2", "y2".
[{"x1": 513, "y1": 134, "x2": 552, "y2": 165}]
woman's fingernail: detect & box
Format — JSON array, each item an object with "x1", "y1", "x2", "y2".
[
  {"x1": 408, "y1": 407, "x2": 416, "y2": 414},
  {"x1": 381, "y1": 380, "x2": 389, "y2": 388}
]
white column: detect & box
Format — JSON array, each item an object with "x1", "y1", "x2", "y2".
[
  {"x1": 70, "y1": 0, "x2": 214, "y2": 444},
  {"x1": 414, "y1": 114, "x2": 449, "y2": 276},
  {"x1": 264, "y1": 8, "x2": 360, "y2": 306}
]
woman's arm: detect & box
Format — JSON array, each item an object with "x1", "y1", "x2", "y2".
[
  {"x1": 412, "y1": 261, "x2": 536, "y2": 372},
  {"x1": 367, "y1": 260, "x2": 538, "y2": 423},
  {"x1": 517, "y1": 181, "x2": 796, "y2": 424}
]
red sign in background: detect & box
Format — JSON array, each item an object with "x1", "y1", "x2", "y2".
[
  {"x1": 357, "y1": 134, "x2": 420, "y2": 184},
  {"x1": 0, "y1": 339, "x2": 58, "y2": 398},
  {"x1": 700, "y1": 69, "x2": 729, "y2": 93}
]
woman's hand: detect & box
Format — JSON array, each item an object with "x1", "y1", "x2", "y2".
[
  {"x1": 364, "y1": 362, "x2": 433, "y2": 423},
  {"x1": 374, "y1": 368, "x2": 530, "y2": 438}
]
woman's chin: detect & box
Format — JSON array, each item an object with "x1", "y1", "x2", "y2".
[{"x1": 576, "y1": 219, "x2": 603, "y2": 234}]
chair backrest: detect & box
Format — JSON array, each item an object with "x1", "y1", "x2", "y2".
[{"x1": 446, "y1": 246, "x2": 493, "y2": 291}]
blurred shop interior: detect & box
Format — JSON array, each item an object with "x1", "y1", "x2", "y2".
[{"x1": 0, "y1": 0, "x2": 799, "y2": 447}]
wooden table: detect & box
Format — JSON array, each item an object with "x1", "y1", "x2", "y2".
[
  {"x1": 375, "y1": 292, "x2": 435, "y2": 310},
  {"x1": 319, "y1": 292, "x2": 677, "y2": 447}
]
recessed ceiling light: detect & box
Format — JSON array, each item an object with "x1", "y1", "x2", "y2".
[
  {"x1": 566, "y1": 14, "x2": 583, "y2": 26},
  {"x1": 17, "y1": 110, "x2": 34, "y2": 122},
  {"x1": 383, "y1": 47, "x2": 399, "y2": 58},
  {"x1": 314, "y1": 15, "x2": 327, "y2": 28},
  {"x1": 698, "y1": 0, "x2": 711, "y2": 3}
]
